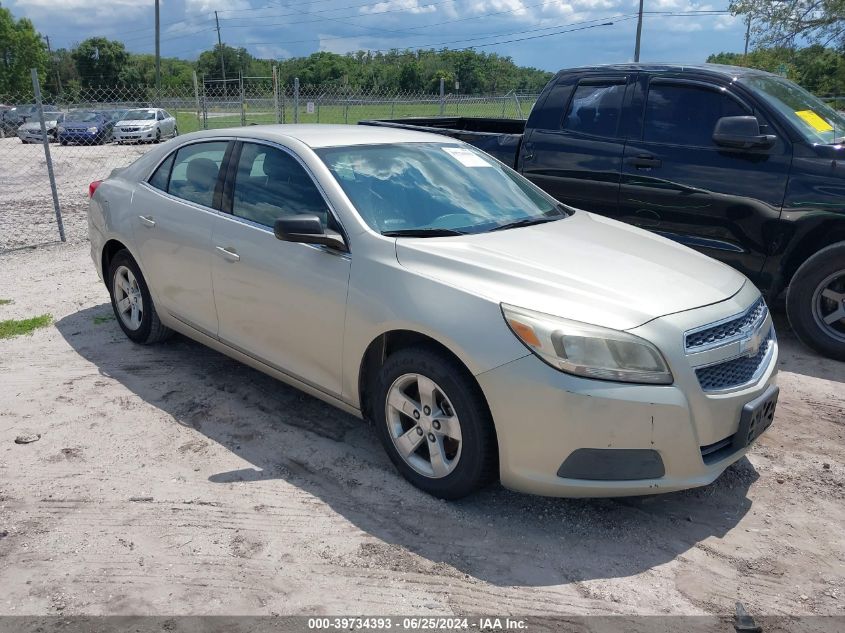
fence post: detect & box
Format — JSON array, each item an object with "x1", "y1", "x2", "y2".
[
  {"x1": 439, "y1": 78, "x2": 445, "y2": 116},
  {"x1": 192, "y1": 71, "x2": 201, "y2": 130},
  {"x1": 293, "y1": 77, "x2": 299, "y2": 124},
  {"x1": 273, "y1": 65, "x2": 281, "y2": 124},
  {"x1": 391, "y1": 96, "x2": 396, "y2": 118},
  {"x1": 344, "y1": 97, "x2": 349, "y2": 124},
  {"x1": 239, "y1": 73, "x2": 246, "y2": 126},
  {"x1": 31, "y1": 69, "x2": 65, "y2": 243},
  {"x1": 514, "y1": 93, "x2": 523, "y2": 119},
  {"x1": 501, "y1": 91, "x2": 508, "y2": 117},
  {"x1": 200, "y1": 75, "x2": 209, "y2": 130}
]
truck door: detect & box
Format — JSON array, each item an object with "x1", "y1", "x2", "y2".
[
  {"x1": 618, "y1": 76, "x2": 791, "y2": 284},
  {"x1": 519, "y1": 73, "x2": 634, "y2": 214}
]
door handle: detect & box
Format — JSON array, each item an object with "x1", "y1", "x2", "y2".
[
  {"x1": 215, "y1": 246, "x2": 240, "y2": 262},
  {"x1": 627, "y1": 154, "x2": 662, "y2": 169},
  {"x1": 138, "y1": 215, "x2": 156, "y2": 227}
]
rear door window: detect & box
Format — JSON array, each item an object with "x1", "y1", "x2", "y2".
[
  {"x1": 161, "y1": 141, "x2": 228, "y2": 208},
  {"x1": 562, "y1": 81, "x2": 625, "y2": 138}
]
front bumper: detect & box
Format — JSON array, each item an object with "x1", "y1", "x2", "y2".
[
  {"x1": 477, "y1": 283, "x2": 778, "y2": 497},
  {"x1": 60, "y1": 130, "x2": 103, "y2": 144},
  {"x1": 114, "y1": 129, "x2": 156, "y2": 142},
  {"x1": 17, "y1": 128, "x2": 52, "y2": 142}
]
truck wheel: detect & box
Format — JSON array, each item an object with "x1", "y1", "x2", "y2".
[
  {"x1": 372, "y1": 346, "x2": 498, "y2": 499},
  {"x1": 786, "y1": 242, "x2": 845, "y2": 360}
]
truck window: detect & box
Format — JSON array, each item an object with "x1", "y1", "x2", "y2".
[
  {"x1": 562, "y1": 82, "x2": 624, "y2": 138},
  {"x1": 643, "y1": 83, "x2": 747, "y2": 147}
]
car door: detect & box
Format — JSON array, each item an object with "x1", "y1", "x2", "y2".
[
  {"x1": 519, "y1": 73, "x2": 634, "y2": 214},
  {"x1": 131, "y1": 139, "x2": 232, "y2": 337},
  {"x1": 163, "y1": 111, "x2": 176, "y2": 136},
  {"x1": 210, "y1": 141, "x2": 351, "y2": 396},
  {"x1": 617, "y1": 76, "x2": 792, "y2": 283}
]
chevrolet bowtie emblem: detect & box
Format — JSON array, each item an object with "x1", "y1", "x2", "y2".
[{"x1": 740, "y1": 329, "x2": 763, "y2": 356}]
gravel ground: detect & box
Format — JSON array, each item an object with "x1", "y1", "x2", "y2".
[
  {"x1": 0, "y1": 137, "x2": 155, "y2": 250},
  {"x1": 0, "y1": 242, "x2": 843, "y2": 622}
]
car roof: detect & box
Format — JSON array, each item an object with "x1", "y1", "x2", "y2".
[
  {"x1": 181, "y1": 124, "x2": 461, "y2": 149},
  {"x1": 556, "y1": 62, "x2": 776, "y2": 80}
]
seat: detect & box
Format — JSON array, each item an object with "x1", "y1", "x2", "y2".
[{"x1": 174, "y1": 157, "x2": 219, "y2": 207}]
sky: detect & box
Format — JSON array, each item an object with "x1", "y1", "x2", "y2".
[{"x1": 7, "y1": 0, "x2": 747, "y2": 71}]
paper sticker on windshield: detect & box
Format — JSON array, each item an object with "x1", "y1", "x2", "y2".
[
  {"x1": 442, "y1": 147, "x2": 492, "y2": 167},
  {"x1": 795, "y1": 110, "x2": 834, "y2": 133}
]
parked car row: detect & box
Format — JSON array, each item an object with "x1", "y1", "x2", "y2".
[{"x1": 6, "y1": 107, "x2": 178, "y2": 146}]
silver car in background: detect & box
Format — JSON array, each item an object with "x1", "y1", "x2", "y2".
[
  {"x1": 17, "y1": 112, "x2": 64, "y2": 143},
  {"x1": 87, "y1": 125, "x2": 778, "y2": 499},
  {"x1": 113, "y1": 108, "x2": 177, "y2": 144}
]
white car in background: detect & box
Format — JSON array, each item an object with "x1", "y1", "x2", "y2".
[
  {"x1": 17, "y1": 112, "x2": 64, "y2": 143},
  {"x1": 113, "y1": 108, "x2": 177, "y2": 144}
]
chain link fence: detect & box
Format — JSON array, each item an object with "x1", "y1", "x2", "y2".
[{"x1": 0, "y1": 70, "x2": 537, "y2": 251}]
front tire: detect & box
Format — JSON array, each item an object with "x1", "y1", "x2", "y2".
[
  {"x1": 786, "y1": 241, "x2": 845, "y2": 360},
  {"x1": 108, "y1": 250, "x2": 173, "y2": 345},
  {"x1": 372, "y1": 347, "x2": 497, "y2": 499}
]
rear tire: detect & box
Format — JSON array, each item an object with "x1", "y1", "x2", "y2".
[
  {"x1": 372, "y1": 346, "x2": 497, "y2": 499},
  {"x1": 786, "y1": 241, "x2": 845, "y2": 360},
  {"x1": 108, "y1": 250, "x2": 173, "y2": 345}
]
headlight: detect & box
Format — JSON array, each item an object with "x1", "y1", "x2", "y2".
[
  {"x1": 87, "y1": 126, "x2": 99, "y2": 133},
  {"x1": 501, "y1": 304, "x2": 673, "y2": 384}
]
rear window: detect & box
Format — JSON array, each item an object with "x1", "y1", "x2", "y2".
[{"x1": 562, "y1": 82, "x2": 625, "y2": 138}]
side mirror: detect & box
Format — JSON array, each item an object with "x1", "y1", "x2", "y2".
[
  {"x1": 713, "y1": 116, "x2": 776, "y2": 150},
  {"x1": 274, "y1": 214, "x2": 347, "y2": 252}
]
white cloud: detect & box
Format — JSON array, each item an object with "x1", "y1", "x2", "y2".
[{"x1": 359, "y1": 0, "x2": 438, "y2": 16}]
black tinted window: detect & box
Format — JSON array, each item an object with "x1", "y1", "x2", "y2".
[
  {"x1": 167, "y1": 141, "x2": 228, "y2": 208},
  {"x1": 644, "y1": 83, "x2": 748, "y2": 147},
  {"x1": 233, "y1": 143, "x2": 329, "y2": 228},
  {"x1": 149, "y1": 153, "x2": 174, "y2": 191},
  {"x1": 562, "y1": 82, "x2": 624, "y2": 137}
]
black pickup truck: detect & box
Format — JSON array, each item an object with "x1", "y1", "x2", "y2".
[{"x1": 360, "y1": 63, "x2": 845, "y2": 360}]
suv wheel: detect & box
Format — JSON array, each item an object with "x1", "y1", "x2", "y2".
[
  {"x1": 108, "y1": 250, "x2": 173, "y2": 345},
  {"x1": 372, "y1": 347, "x2": 497, "y2": 499},
  {"x1": 786, "y1": 241, "x2": 845, "y2": 360}
]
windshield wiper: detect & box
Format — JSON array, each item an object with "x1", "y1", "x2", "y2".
[
  {"x1": 488, "y1": 216, "x2": 562, "y2": 232},
  {"x1": 381, "y1": 228, "x2": 466, "y2": 237}
]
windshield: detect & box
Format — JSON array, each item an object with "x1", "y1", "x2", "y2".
[
  {"x1": 66, "y1": 111, "x2": 100, "y2": 123},
  {"x1": 123, "y1": 109, "x2": 156, "y2": 120},
  {"x1": 741, "y1": 74, "x2": 845, "y2": 144},
  {"x1": 316, "y1": 142, "x2": 567, "y2": 235}
]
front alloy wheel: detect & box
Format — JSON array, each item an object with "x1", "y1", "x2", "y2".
[
  {"x1": 787, "y1": 241, "x2": 845, "y2": 360},
  {"x1": 373, "y1": 347, "x2": 497, "y2": 499},
  {"x1": 386, "y1": 373, "x2": 463, "y2": 478}
]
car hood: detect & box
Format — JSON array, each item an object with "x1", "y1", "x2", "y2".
[
  {"x1": 64, "y1": 121, "x2": 102, "y2": 128},
  {"x1": 394, "y1": 211, "x2": 747, "y2": 331},
  {"x1": 20, "y1": 120, "x2": 58, "y2": 130},
  {"x1": 117, "y1": 119, "x2": 155, "y2": 126}
]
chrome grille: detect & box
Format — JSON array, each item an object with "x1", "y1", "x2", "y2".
[
  {"x1": 695, "y1": 328, "x2": 774, "y2": 392},
  {"x1": 121, "y1": 127, "x2": 140, "y2": 132},
  {"x1": 685, "y1": 298, "x2": 766, "y2": 350}
]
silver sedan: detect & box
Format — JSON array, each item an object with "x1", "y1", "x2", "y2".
[
  {"x1": 113, "y1": 108, "x2": 177, "y2": 144},
  {"x1": 87, "y1": 125, "x2": 778, "y2": 499}
]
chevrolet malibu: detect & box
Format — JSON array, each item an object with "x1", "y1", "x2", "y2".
[{"x1": 87, "y1": 125, "x2": 779, "y2": 499}]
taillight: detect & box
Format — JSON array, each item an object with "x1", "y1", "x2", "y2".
[{"x1": 89, "y1": 180, "x2": 103, "y2": 198}]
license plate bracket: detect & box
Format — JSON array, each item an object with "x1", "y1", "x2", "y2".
[{"x1": 732, "y1": 385, "x2": 778, "y2": 451}]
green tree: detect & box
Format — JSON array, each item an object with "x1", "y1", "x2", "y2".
[
  {"x1": 196, "y1": 44, "x2": 253, "y2": 81},
  {"x1": 730, "y1": 0, "x2": 845, "y2": 48},
  {"x1": 72, "y1": 37, "x2": 129, "y2": 88},
  {"x1": 0, "y1": 4, "x2": 48, "y2": 94}
]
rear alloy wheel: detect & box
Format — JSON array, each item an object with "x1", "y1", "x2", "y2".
[
  {"x1": 108, "y1": 250, "x2": 173, "y2": 345},
  {"x1": 373, "y1": 347, "x2": 497, "y2": 499},
  {"x1": 787, "y1": 242, "x2": 845, "y2": 360}
]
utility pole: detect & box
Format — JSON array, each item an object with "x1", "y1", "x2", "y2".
[
  {"x1": 634, "y1": 0, "x2": 644, "y2": 62},
  {"x1": 744, "y1": 14, "x2": 752, "y2": 59},
  {"x1": 155, "y1": 0, "x2": 161, "y2": 95},
  {"x1": 215, "y1": 11, "x2": 226, "y2": 82},
  {"x1": 44, "y1": 35, "x2": 62, "y2": 94}
]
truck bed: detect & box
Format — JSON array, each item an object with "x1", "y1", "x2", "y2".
[{"x1": 358, "y1": 117, "x2": 525, "y2": 167}]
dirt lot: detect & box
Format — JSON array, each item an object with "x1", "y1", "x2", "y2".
[
  {"x1": 0, "y1": 137, "x2": 155, "y2": 251},
  {"x1": 0, "y1": 242, "x2": 843, "y2": 622}
]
